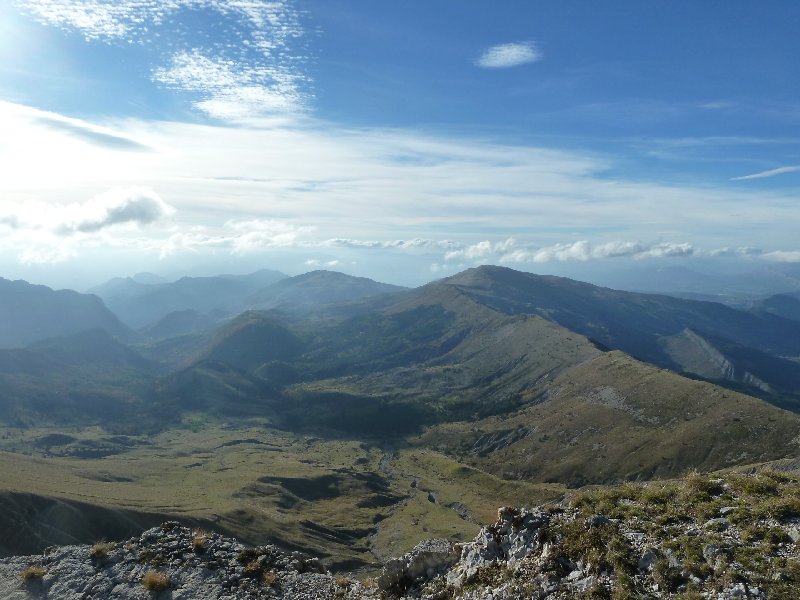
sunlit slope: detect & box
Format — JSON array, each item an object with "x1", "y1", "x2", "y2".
[
  {"x1": 0, "y1": 428, "x2": 563, "y2": 568},
  {"x1": 419, "y1": 350, "x2": 800, "y2": 486}
]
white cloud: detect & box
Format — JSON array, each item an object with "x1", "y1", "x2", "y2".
[
  {"x1": 13, "y1": 0, "x2": 132, "y2": 39},
  {"x1": 443, "y1": 239, "x2": 695, "y2": 264},
  {"x1": 444, "y1": 238, "x2": 515, "y2": 261},
  {"x1": 324, "y1": 238, "x2": 457, "y2": 251},
  {"x1": 476, "y1": 42, "x2": 541, "y2": 68},
  {"x1": 731, "y1": 166, "x2": 800, "y2": 181},
  {"x1": 305, "y1": 258, "x2": 340, "y2": 267},
  {"x1": 762, "y1": 250, "x2": 800, "y2": 263},
  {"x1": 0, "y1": 186, "x2": 174, "y2": 264},
  {"x1": 499, "y1": 241, "x2": 693, "y2": 264},
  {"x1": 153, "y1": 48, "x2": 306, "y2": 119},
  {"x1": 707, "y1": 246, "x2": 763, "y2": 257},
  {"x1": 157, "y1": 219, "x2": 314, "y2": 258},
  {"x1": 0, "y1": 186, "x2": 173, "y2": 235},
  {"x1": 15, "y1": 0, "x2": 308, "y2": 119},
  {"x1": 58, "y1": 187, "x2": 174, "y2": 234},
  {"x1": 227, "y1": 218, "x2": 314, "y2": 253},
  {"x1": 15, "y1": 1, "x2": 303, "y2": 44}
]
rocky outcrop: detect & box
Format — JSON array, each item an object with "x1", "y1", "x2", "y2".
[
  {"x1": 0, "y1": 521, "x2": 361, "y2": 600},
  {"x1": 377, "y1": 538, "x2": 460, "y2": 593}
]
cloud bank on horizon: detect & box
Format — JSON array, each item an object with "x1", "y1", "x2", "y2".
[{"x1": 1, "y1": 1, "x2": 800, "y2": 287}]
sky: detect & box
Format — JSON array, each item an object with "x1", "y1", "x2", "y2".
[{"x1": 1, "y1": 0, "x2": 800, "y2": 289}]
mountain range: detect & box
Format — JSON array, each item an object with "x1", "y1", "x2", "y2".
[
  {"x1": 5, "y1": 265, "x2": 800, "y2": 469},
  {"x1": 2, "y1": 265, "x2": 800, "y2": 561}
]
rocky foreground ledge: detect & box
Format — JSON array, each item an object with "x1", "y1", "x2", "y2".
[{"x1": 2, "y1": 470, "x2": 800, "y2": 599}]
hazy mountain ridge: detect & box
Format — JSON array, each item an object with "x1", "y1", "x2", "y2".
[
  {"x1": 245, "y1": 270, "x2": 406, "y2": 313},
  {"x1": 593, "y1": 262, "x2": 800, "y2": 301},
  {"x1": 0, "y1": 278, "x2": 132, "y2": 348},
  {"x1": 89, "y1": 269, "x2": 289, "y2": 329},
  {"x1": 138, "y1": 309, "x2": 221, "y2": 340},
  {"x1": 751, "y1": 291, "x2": 800, "y2": 323}
]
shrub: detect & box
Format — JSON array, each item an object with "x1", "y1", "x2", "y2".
[
  {"x1": 263, "y1": 570, "x2": 279, "y2": 587},
  {"x1": 191, "y1": 529, "x2": 208, "y2": 553},
  {"x1": 142, "y1": 570, "x2": 171, "y2": 591},
  {"x1": 681, "y1": 471, "x2": 724, "y2": 503},
  {"x1": 728, "y1": 474, "x2": 779, "y2": 498},
  {"x1": 20, "y1": 565, "x2": 46, "y2": 580},
  {"x1": 243, "y1": 560, "x2": 263, "y2": 577},
  {"x1": 90, "y1": 541, "x2": 114, "y2": 560}
]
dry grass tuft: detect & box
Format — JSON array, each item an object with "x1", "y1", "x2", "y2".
[
  {"x1": 191, "y1": 529, "x2": 208, "y2": 553},
  {"x1": 142, "y1": 570, "x2": 171, "y2": 591},
  {"x1": 263, "y1": 570, "x2": 279, "y2": 587},
  {"x1": 361, "y1": 576, "x2": 378, "y2": 588},
  {"x1": 20, "y1": 565, "x2": 46, "y2": 580},
  {"x1": 90, "y1": 541, "x2": 114, "y2": 560}
]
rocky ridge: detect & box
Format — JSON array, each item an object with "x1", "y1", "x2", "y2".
[{"x1": 2, "y1": 471, "x2": 799, "y2": 599}]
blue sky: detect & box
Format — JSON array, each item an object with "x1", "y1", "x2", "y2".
[{"x1": 1, "y1": 1, "x2": 799, "y2": 288}]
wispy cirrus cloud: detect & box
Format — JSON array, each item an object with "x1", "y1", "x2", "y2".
[
  {"x1": 476, "y1": 42, "x2": 541, "y2": 68},
  {"x1": 731, "y1": 166, "x2": 800, "y2": 181},
  {"x1": 14, "y1": 0, "x2": 309, "y2": 120},
  {"x1": 324, "y1": 238, "x2": 457, "y2": 251},
  {"x1": 1, "y1": 101, "x2": 149, "y2": 151},
  {"x1": 33, "y1": 116, "x2": 151, "y2": 152}
]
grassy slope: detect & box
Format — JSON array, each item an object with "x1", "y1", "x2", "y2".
[
  {"x1": 0, "y1": 423, "x2": 563, "y2": 570},
  {"x1": 419, "y1": 351, "x2": 800, "y2": 486}
]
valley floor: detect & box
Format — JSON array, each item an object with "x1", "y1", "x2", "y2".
[{"x1": 0, "y1": 419, "x2": 562, "y2": 570}]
